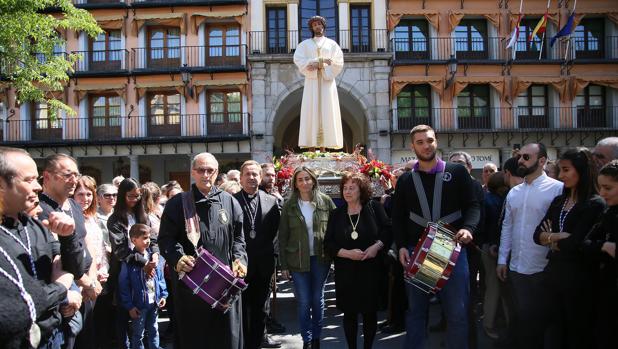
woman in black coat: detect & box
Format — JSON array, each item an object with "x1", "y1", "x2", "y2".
[
  {"x1": 533, "y1": 148, "x2": 606, "y2": 349},
  {"x1": 325, "y1": 172, "x2": 391, "y2": 349},
  {"x1": 583, "y1": 160, "x2": 618, "y2": 349}
]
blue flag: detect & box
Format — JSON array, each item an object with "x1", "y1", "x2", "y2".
[{"x1": 550, "y1": 13, "x2": 575, "y2": 47}]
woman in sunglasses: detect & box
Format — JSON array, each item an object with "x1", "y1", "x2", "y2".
[
  {"x1": 533, "y1": 148, "x2": 606, "y2": 348},
  {"x1": 107, "y1": 178, "x2": 158, "y2": 348}
]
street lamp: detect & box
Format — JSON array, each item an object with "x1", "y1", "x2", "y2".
[
  {"x1": 180, "y1": 63, "x2": 193, "y2": 99},
  {"x1": 445, "y1": 54, "x2": 458, "y2": 88}
]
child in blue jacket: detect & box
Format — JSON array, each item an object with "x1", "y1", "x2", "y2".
[{"x1": 119, "y1": 224, "x2": 168, "y2": 349}]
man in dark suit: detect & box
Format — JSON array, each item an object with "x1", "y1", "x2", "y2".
[{"x1": 235, "y1": 160, "x2": 282, "y2": 349}]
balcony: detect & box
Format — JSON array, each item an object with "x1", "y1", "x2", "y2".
[
  {"x1": 391, "y1": 106, "x2": 617, "y2": 132},
  {"x1": 132, "y1": 45, "x2": 247, "y2": 72},
  {"x1": 393, "y1": 36, "x2": 618, "y2": 64},
  {"x1": 393, "y1": 37, "x2": 506, "y2": 63},
  {"x1": 73, "y1": 49, "x2": 130, "y2": 74},
  {"x1": 131, "y1": 0, "x2": 247, "y2": 5},
  {"x1": 249, "y1": 29, "x2": 390, "y2": 55},
  {"x1": 72, "y1": 0, "x2": 128, "y2": 9},
  {"x1": 3, "y1": 113, "x2": 250, "y2": 145}
]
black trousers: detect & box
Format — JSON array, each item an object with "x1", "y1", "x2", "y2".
[
  {"x1": 508, "y1": 271, "x2": 548, "y2": 349},
  {"x1": 242, "y1": 256, "x2": 275, "y2": 349}
]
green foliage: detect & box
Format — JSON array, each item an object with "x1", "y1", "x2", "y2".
[{"x1": 0, "y1": 0, "x2": 102, "y2": 118}]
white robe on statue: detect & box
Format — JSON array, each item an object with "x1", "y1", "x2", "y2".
[{"x1": 294, "y1": 36, "x2": 344, "y2": 149}]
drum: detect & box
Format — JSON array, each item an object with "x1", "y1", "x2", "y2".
[
  {"x1": 404, "y1": 222, "x2": 462, "y2": 294},
  {"x1": 180, "y1": 247, "x2": 248, "y2": 313}
]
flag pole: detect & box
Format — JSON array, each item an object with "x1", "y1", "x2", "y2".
[
  {"x1": 564, "y1": 0, "x2": 577, "y2": 61},
  {"x1": 513, "y1": 0, "x2": 523, "y2": 61},
  {"x1": 538, "y1": 0, "x2": 551, "y2": 60}
]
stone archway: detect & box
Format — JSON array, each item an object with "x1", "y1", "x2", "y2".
[{"x1": 270, "y1": 85, "x2": 370, "y2": 156}]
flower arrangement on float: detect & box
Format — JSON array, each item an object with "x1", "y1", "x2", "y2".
[{"x1": 273, "y1": 145, "x2": 393, "y2": 198}]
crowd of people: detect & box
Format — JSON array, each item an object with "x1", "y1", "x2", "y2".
[{"x1": 0, "y1": 130, "x2": 616, "y2": 349}]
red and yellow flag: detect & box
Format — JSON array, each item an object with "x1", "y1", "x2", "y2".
[{"x1": 528, "y1": 12, "x2": 549, "y2": 42}]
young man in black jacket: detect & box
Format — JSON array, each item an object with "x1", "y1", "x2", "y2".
[{"x1": 392, "y1": 125, "x2": 480, "y2": 349}]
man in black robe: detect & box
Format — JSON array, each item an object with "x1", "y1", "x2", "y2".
[
  {"x1": 0, "y1": 147, "x2": 83, "y2": 347},
  {"x1": 234, "y1": 160, "x2": 281, "y2": 349},
  {"x1": 159, "y1": 152, "x2": 247, "y2": 349}
]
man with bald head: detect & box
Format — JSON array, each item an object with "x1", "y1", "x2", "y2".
[
  {"x1": 593, "y1": 137, "x2": 618, "y2": 170},
  {"x1": 158, "y1": 152, "x2": 247, "y2": 349}
]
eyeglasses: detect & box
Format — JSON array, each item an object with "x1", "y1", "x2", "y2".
[
  {"x1": 54, "y1": 171, "x2": 81, "y2": 180},
  {"x1": 517, "y1": 154, "x2": 531, "y2": 161},
  {"x1": 102, "y1": 193, "x2": 117, "y2": 199},
  {"x1": 193, "y1": 167, "x2": 217, "y2": 175}
]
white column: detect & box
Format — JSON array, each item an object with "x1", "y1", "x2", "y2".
[
  {"x1": 129, "y1": 155, "x2": 139, "y2": 180},
  {"x1": 339, "y1": 1, "x2": 350, "y2": 51}
]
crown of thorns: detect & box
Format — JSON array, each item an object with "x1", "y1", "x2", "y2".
[{"x1": 308, "y1": 16, "x2": 326, "y2": 28}]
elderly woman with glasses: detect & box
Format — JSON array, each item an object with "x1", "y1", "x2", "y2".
[
  {"x1": 278, "y1": 166, "x2": 336, "y2": 349},
  {"x1": 107, "y1": 178, "x2": 157, "y2": 348}
]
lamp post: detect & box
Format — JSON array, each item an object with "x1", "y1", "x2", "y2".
[
  {"x1": 445, "y1": 54, "x2": 458, "y2": 89},
  {"x1": 180, "y1": 63, "x2": 193, "y2": 99}
]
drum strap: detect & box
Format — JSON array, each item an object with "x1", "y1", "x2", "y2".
[
  {"x1": 409, "y1": 170, "x2": 462, "y2": 227},
  {"x1": 181, "y1": 190, "x2": 201, "y2": 248}
]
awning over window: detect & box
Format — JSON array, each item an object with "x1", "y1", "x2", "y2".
[
  {"x1": 451, "y1": 76, "x2": 507, "y2": 100},
  {"x1": 390, "y1": 75, "x2": 444, "y2": 100},
  {"x1": 569, "y1": 76, "x2": 618, "y2": 101},
  {"x1": 510, "y1": 76, "x2": 566, "y2": 101},
  {"x1": 135, "y1": 81, "x2": 185, "y2": 101},
  {"x1": 132, "y1": 13, "x2": 186, "y2": 35},
  {"x1": 190, "y1": 9, "x2": 246, "y2": 34},
  {"x1": 96, "y1": 15, "x2": 125, "y2": 32},
  {"x1": 387, "y1": 10, "x2": 440, "y2": 31},
  {"x1": 193, "y1": 78, "x2": 248, "y2": 95},
  {"x1": 73, "y1": 83, "x2": 127, "y2": 102},
  {"x1": 448, "y1": 11, "x2": 501, "y2": 32}
]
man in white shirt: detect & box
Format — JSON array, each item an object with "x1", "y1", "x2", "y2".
[{"x1": 496, "y1": 143, "x2": 563, "y2": 349}]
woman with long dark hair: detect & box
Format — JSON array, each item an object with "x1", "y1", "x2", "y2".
[
  {"x1": 533, "y1": 148, "x2": 606, "y2": 348},
  {"x1": 107, "y1": 178, "x2": 157, "y2": 348},
  {"x1": 584, "y1": 160, "x2": 618, "y2": 349}
]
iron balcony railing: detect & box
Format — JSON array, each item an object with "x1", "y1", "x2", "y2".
[
  {"x1": 391, "y1": 106, "x2": 617, "y2": 131},
  {"x1": 392, "y1": 36, "x2": 618, "y2": 63},
  {"x1": 73, "y1": 0, "x2": 124, "y2": 4},
  {"x1": 249, "y1": 29, "x2": 390, "y2": 55},
  {"x1": 73, "y1": 49, "x2": 130, "y2": 72},
  {"x1": 132, "y1": 45, "x2": 247, "y2": 70},
  {"x1": 3, "y1": 113, "x2": 250, "y2": 144}
]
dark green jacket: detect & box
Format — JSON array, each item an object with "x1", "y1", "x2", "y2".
[{"x1": 279, "y1": 190, "x2": 336, "y2": 272}]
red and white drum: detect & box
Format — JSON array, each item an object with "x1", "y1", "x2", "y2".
[
  {"x1": 404, "y1": 222, "x2": 462, "y2": 294},
  {"x1": 180, "y1": 247, "x2": 248, "y2": 313}
]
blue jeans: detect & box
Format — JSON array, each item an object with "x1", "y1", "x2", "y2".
[
  {"x1": 131, "y1": 303, "x2": 159, "y2": 349},
  {"x1": 404, "y1": 247, "x2": 469, "y2": 349},
  {"x1": 291, "y1": 256, "x2": 331, "y2": 343}
]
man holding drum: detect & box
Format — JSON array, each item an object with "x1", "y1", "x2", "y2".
[
  {"x1": 392, "y1": 125, "x2": 481, "y2": 349},
  {"x1": 158, "y1": 152, "x2": 247, "y2": 349}
]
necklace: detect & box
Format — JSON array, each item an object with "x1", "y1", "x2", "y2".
[
  {"x1": 0, "y1": 244, "x2": 41, "y2": 348},
  {"x1": 559, "y1": 197, "x2": 575, "y2": 232},
  {"x1": 347, "y1": 211, "x2": 360, "y2": 240},
  {"x1": 240, "y1": 192, "x2": 259, "y2": 239},
  {"x1": 0, "y1": 225, "x2": 37, "y2": 279}
]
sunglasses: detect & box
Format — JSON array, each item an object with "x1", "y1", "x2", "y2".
[
  {"x1": 517, "y1": 154, "x2": 532, "y2": 161},
  {"x1": 102, "y1": 193, "x2": 117, "y2": 199}
]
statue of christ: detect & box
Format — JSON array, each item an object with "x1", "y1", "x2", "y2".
[{"x1": 293, "y1": 15, "x2": 344, "y2": 150}]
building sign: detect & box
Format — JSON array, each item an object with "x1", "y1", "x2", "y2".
[
  {"x1": 451, "y1": 149, "x2": 501, "y2": 169},
  {"x1": 391, "y1": 150, "x2": 444, "y2": 167}
]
